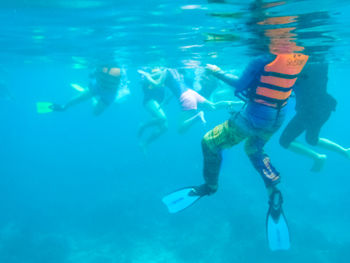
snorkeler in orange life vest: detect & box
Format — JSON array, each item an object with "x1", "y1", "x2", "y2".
[
  {"x1": 199, "y1": 53, "x2": 308, "y2": 189},
  {"x1": 162, "y1": 53, "x2": 308, "y2": 251}
]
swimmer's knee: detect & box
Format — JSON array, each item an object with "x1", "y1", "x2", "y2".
[
  {"x1": 306, "y1": 134, "x2": 319, "y2": 146},
  {"x1": 201, "y1": 134, "x2": 211, "y2": 150},
  {"x1": 279, "y1": 136, "x2": 291, "y2": 149},
  {"x1": 244, "y1": 139, "x2": 261, "y2": 156}
]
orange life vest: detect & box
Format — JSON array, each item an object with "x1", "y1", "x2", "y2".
[{"x1": 252, "y1": 53, "x2": 309, "y2": 108}]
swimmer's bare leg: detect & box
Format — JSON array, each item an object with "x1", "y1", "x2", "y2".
[
  {"x1": 317, "y1": 138, "x2": 350, "y2": 159},
  {"x1": 138, "y1": 118, "x2": 166, "y2": 137},
  {"x1": 139, "y1": 123, "x2": 168, "y2": 154},
  {"x1": 64, "y1": 91, "x2": 93, "y2": 111},
  {"x1": 93, "y1": 100, "x2": 108, "y2": 116},
  {"x1": 178, "y1": 110, "x2": 206, "y2": 134},
  {"x1": 138, "y1": 100, "x2": 167, "y2": 138},
  {"x1": 288, "y1": 141, "x2": 327, "y2": 172}
]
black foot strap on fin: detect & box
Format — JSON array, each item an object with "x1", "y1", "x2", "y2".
[{"x1": 162, "y1": 184, "x2": 211, "y2": 214}]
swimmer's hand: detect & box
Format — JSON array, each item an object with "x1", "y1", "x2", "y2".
[
  {"x1": 137, "y1": 70, "x2": 148, "y2": 76},
  {"x1": 228, "y1": 101, "x2": 244, "y2": 107},
  {"x1": 227, "y1": 101, "x2": 245, "y2": 112},
  {"x1": 138, "y1": 69, "x2": 166, "y2": 86},
  {"x1": 206, "y1": 64, "x2": 221, "y2": 73},
  {"x1": 211, "y1": 100, "x2": 243, "y2": 111},
  {"x1": 50, "y1": 103, "x2": 66, "y2": 112}
]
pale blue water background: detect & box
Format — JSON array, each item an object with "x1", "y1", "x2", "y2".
[{"x1": 1, "y1": 1, "x2": 350, "y2": 262}]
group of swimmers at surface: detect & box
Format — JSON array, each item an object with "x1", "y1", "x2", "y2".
[
  {"x1": 36, "y1": 52, "x2": 350, "y2": 251},
  {"x1": 38, "y1": 64, "x2": 244, "y2": 152}
]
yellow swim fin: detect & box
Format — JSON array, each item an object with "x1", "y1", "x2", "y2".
[{"x1": 36, "y1": 102, "x2": 54, "y2": 114}]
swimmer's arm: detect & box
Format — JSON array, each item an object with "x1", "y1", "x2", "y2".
[
  {"x1": 200, "y1": 99, "x2": 244, "y2": 111},
  {"x1": 206, "y1": 57, "x2": 270, "y2": 91},
  {"x1": 200, "y1": 100, "x2": 216, "y2": 111},
  {"x1": 138, "y1": 70, "x2": 159, "y2": 86},
  {"x1": 138, "y1": 69, "x2": 167, "y2": 87},
  {"x1": 206, "y1": 64, "x2": 239, "y2": 87},
  {"x1": 213, "y1": 100, "x2": 245, "y2": 110},
  {"x1": 157, "y1": 69, "x2": 168, "y2": 86}
]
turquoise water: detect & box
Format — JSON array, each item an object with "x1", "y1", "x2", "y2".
[{"x1": 1, "y1": 1, "x2": 350, "y2": 262}]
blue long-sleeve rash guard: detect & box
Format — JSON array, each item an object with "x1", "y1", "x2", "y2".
[{"x1": 212, "y1": 55, "x2": 290, "y2": 128}]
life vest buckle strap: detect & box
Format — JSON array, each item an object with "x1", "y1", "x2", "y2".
[
  {"x1": 258, "y1": 82, "x2": 293, "y2": 92},
  {"x1": 261, "y1": 70, "x2": 298, "y2": 80}
]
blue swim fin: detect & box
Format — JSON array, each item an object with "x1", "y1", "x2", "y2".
[
  {"x1": 266, "y1": 190, "x2": 290, "y2": 251},
  {"x1": 162, "y1": 187, "x2": 203, "y2": 213}
]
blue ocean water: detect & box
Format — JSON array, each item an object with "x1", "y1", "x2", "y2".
[{"x1": 1, "y1": 0, "x2": 350, "y2": 262}]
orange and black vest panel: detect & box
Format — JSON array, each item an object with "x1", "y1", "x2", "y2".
[{"x1": 252, "y1": 53, "x2": 309, "y2": 108}]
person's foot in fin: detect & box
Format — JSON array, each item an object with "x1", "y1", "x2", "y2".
[
  {"x1": 162, "y1": 184, "x2": 213, "y2": 214},
  {"x1": 266, "y1": 189, "x2": 290, "y2": 251},
  {"x1": 50, "y1": 103, "x2": 66, "y2": 112},
  {"x1": 311, "y1": 154, "x2": 327, "y2": 172},
  {"x1": 192, "y1": 184, "x2": 216, "y2": 196},
  {"x1": 268, "y1": 190, "x2": 283, "y2": 221}
]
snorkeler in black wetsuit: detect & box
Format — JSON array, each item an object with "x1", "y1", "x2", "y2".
[
  {"x1": 37, "y1": 65, "x2": 122, "y2": 116},
  {"x1": 279, "y1": 59, "x2": 350, "y2": 172}
]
